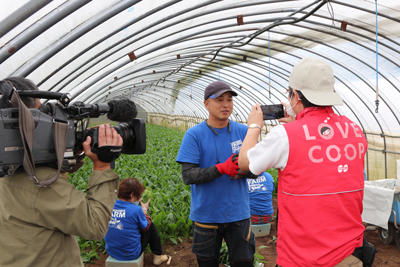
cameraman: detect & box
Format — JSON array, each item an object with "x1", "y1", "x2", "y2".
[{"x1": 0, "y1": 77, "x2": 123, "y2": 267}]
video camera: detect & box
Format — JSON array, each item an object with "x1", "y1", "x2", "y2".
[{"x1": 0, "y1": 89, "x2": 146, "y2": 177}]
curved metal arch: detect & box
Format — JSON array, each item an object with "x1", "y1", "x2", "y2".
[
  {"x1": 85, "y1": 57, "x2": 270, "y2": 115},
  {"x1": 217, "y1": 36, "x2": 391, "y2": 133},
  {"x1": 78, "y1": 31, "x2": 390, "y2": 139},
  {"x1": 115, "y1": 61, "x2": 279, "y2": 121},
  {"x1": 83, "y1": 35, "x2": 376, "y2": 133},
  {"x1": 3, "y1": 0, "x2": 390, "y2": 134},
  {"x1": 177, "y1": 64, "x2": 284, "y2": 121},
  {"x1": 0, "y1": 0, "x2": 52, "y2": 38},
  {"x1": 97, "y1": 81, "x2": 209, "y2": 118},
  {"x1": 76, "y1": 43, "x2": 246, "y2": 101},
  {"x1": 197, "y1": 39, "x2": 386, "y2": 134},
  {"x1": 267, "y1": 38, "x2": 399, "y2": 128},
  {"x1": 156, "y1": 17, "x2": 399, "y2": 87},
  {"x1": 148, "y1": 19, "x2": 399, "y2": 132},
  {"x1": 11, "y1": 0, "x2": 142, "y2": 77},
  {"x1": 38, "y1": 0, "x2": 285, "y2": 90},
  {"x1": 81, "y1": 40, "x2": 376, "y2": 132},
  {"x1": 182, "y1": 46, "x2": 378, "y2": 134},
  {"x1": 0, "y1": 0, "x2": 91, "y2": 64},
  {"x1": 42, "y1": 5, "x2": 332, "y2": 94},
  {"x1": 89, "y1": 65, "x2": 256, "y2": 121},
  {"x1": 129, "y1": 95, "x2": 166, "y2": 115},
  {"x1": 72, "y1": 15, "x2": 398, "y2": 107},
  {"x1": 94, "y1": 72, "x2": 233, "y2": 118},
  {"x1": 36, "y1": 0, "x2": 222, "y2": 86}
]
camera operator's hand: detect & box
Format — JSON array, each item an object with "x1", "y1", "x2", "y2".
[{"x1": 83, "y1": 124, "x2": 123, "y2": 171}]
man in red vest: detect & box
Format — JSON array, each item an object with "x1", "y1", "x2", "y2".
[{"x1": 238, "y1": 58, "x2": 370, "y2": 266}]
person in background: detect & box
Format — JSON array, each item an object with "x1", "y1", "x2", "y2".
[
  {"x1": 247, "y1": 171, "x2": 274, "y2": 225},
  {"x1": 104, "y1": 178, "x2": 171, "y2": 266},
  {"x1": 176, "y1": 81, "x2": 255, "y2": 267},
  {"x1": 238, "y1": 58, "x2": 374, "y2": 266},
  {"x1": 0, "y1": 77, "x2": 123, "y2": 267}
]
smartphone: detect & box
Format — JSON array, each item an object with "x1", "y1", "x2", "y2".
[{"x1": 260, "y1": 104, "x2": 284, "y2": 120}]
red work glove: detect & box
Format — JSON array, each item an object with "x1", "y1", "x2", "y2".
[{"x1": 216, "y1": 154, "x2": 239, "y2": 177}]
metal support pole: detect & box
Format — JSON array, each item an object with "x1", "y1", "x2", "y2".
[
  {"x1": 12, "y1": 0, "x2": 141, "y2": 77},
  {"x1": 0, "y1": 0, "x2": 91, "y2": 64},
  {"x1": 0, "y1": 0, "x2": 52, "y2": 38}
]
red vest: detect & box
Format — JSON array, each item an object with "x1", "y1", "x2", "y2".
[{"x1": 277, "y1": 107, "x2": 367, "y2": 267}]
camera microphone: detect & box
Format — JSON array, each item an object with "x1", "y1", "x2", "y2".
[{"x1": 106, "y1": 99, "x2": 137, "y2": 122}]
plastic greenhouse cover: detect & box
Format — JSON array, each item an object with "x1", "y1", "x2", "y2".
[{"x1": 0, "y1": 0, "x2": 399, "y2": 135}]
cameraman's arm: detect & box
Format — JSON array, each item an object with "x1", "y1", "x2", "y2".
[
  {"x1": 78, "y1": 124, "x2": 122, "y2": 239},
  {"x1": 180, "y1": 162, "x2": 221, "y2": 185}
]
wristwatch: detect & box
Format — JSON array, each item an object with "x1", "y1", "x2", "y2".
[{"x1": 248, "y1": 123, "x2": 262, "y2": 129}]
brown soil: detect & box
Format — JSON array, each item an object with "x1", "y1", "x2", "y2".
[
  {"x1": 86, "y1": 223, "x2": 400, "y2": 267},
  {"x1": 87, "y1": 197, "x2": 400, "y2": 267}
]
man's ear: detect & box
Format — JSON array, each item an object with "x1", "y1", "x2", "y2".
[{"x1": 204, "y1": 99, "x2": 209, "y2": 109}]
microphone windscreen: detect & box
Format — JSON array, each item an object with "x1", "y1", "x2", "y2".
[{"x1": 107, "y1": 99, "x2": 137, "y2": 122}]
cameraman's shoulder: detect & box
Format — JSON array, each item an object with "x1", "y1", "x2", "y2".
[{"x1": 87, "y1": 169, "x2": 119, "y2": 190}]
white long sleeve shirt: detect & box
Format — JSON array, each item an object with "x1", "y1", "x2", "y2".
[{"x1": 248, "y1": 125, "x2": 289, "y2": 175}]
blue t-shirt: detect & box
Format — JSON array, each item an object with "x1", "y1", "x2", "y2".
[
  {"x1": 104, "y1": 199, "x2": 148, "y2": 261},
  {"x1": 176, "y1": 120, "x2": 249, "y2": 223},
  {"x1": 247, "y1": 172, "x2": 274, "y2": 216}
]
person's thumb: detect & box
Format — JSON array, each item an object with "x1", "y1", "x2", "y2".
[{"x1": 82, "y1": 136, "x2": 91, "y2": 153}]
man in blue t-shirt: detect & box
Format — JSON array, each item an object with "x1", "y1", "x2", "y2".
[
  {"x1": 176, "y1": 81, "x2": 255, "y2": 267},
  {"x1": 247, "y1": 172, "x2": 274, "y2": 225}
]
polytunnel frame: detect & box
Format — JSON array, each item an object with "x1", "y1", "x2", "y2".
[
  {"x1": 86, "y1": 39, "x2": 396, "y2": 178},
  {"x1": 31, "y1": 7, "x2": 396, "y2": 135},
  {"x1": 1, "y1": 1, "x2": 399, "y2": 179},
  {"x1": 86, "y1": 57, "x2": 282, "y2": 121},
  {"x1": 83, "y1": 28, "x2": 391, "y2": 134},
  {"x1": 75, "y1": 24, "x2": 397, "y2": 179},
  {"x1": 22, "y1": 2, "x2": 330, "y2": 94}
]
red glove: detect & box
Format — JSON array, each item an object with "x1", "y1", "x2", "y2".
[{"x1": 216, "y1": 154, "x2": 239, "y2": 177}]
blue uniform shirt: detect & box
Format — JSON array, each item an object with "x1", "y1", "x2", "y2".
[
  {"x1": 247, "y1": 172, "x2": 274, "y2": 216},
  {"x1": 176, "y1": 120, "x2": 250, "y2": 223},
  {"x1": 104, "y1": 199, "x2": 148, "y2": 260}
]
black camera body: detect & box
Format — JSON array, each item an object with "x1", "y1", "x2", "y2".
[{"x1": 0, "y1": 92, "x2": 146, "y2": 177}]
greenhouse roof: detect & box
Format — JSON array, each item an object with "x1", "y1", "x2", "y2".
[{"x1": 1, "y1": 0, "x2": 399, "y2": 135}]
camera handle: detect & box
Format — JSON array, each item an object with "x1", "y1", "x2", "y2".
[{"x1": 10, "y1": 89, "x2": 68, "y2": 187}]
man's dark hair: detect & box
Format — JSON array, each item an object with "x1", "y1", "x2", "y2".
[
  {"x1": 289, "y1": 88, "x2": 320, "y2": 108},
  {"x1": 0, "y1": 77, "x2": 39, "y2": 108}
]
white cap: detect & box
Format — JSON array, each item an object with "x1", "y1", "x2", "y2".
[{"x1": 289, "y1": 57, "x2": 343, "y2": 106}]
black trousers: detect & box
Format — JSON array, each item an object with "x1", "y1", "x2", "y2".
[{"x1": 140, "y1": 222, "x2": 163, "y2": 255}]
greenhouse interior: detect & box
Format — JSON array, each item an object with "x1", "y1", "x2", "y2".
[
  {"x1": 1, "y1": 0, "x2": 399, "y2": 180},
  {"x1": 1, "y1": 0, "x2": 400, "y2": 265}
]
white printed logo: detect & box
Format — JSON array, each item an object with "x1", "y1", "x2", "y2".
[
  {"x1": 231, "y1": 140, "x2": 243, "y2": 154},
  {"x1": 337, "y1": 164, "x2": 349, "y2": 173}
]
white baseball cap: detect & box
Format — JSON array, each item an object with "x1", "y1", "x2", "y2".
[{"x1": 289, "y1": 57, "x2": 343, "y2": 106}]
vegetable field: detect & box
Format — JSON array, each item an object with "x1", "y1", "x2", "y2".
[{"x1": 69, "y1": 124, "x2": 190, "y2": 262}]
